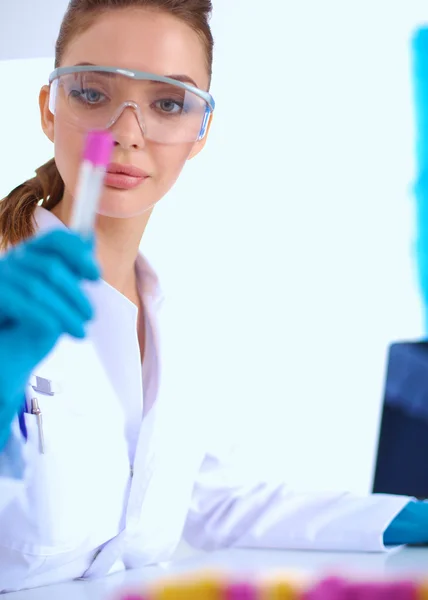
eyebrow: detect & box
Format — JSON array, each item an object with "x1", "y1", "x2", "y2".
[
  {"x1": 74, "y1": 62, "x2": 198, "y2": 87},
  {"x1": 165, "y1": 74, "x2": 198, "y2": 87}
]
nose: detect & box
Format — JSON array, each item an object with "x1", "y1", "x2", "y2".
[{"x1": 108, "y1": 103, "x2": 146, "y2": 151}]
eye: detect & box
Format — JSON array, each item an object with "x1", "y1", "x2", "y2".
[
  {"x1": 155, "y1": 99, "x2": 183, "y2": 114},
  {"x1": 70, "y1": 88, "x2": 107, "y2": 105}
]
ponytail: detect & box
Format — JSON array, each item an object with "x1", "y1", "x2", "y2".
[{"x1": 0, "y1": 158, "x2": 64, "y2": 251}]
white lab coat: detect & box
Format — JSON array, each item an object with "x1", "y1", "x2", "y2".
[{"x1": 0, "y1": 207, "x2": 411, "y2": 592}]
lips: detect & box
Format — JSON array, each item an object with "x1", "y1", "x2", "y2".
[
  {"x1": 107, "y1": 163, "x2": 148, "y2": 178},
  {"x1": 105, "y1": 162, "x2": 149, "y2": 190}
]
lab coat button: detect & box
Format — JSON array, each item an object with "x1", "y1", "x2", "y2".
[{"x1": 130, "y1": 465, "x2": 134, "y2": 478}]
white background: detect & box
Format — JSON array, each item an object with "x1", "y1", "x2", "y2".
[{"x1": 1, "y1": 1, "x2": 428, "y2": 498}]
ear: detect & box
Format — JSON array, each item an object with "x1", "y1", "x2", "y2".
[
  {"x1": 187, "y1": 113, "x2": 213, "y2": 161},
  {"x1": 39, "y1": 84, "x2": 55, "y2": 143}
]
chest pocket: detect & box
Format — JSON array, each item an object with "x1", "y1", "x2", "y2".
[{"x1": 2, "y1": 337, "x2": 131, "y2": 554}]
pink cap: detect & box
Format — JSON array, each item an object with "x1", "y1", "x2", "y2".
[
  {"x1": 304, "y1": 577, "x2": 346, "y2": 600},
  {"x1": 83, "y1": 130, "x2": 114, "y2": 167},
  {"x1": 348, "y1": 581, "x2": 418, "y2": 599},
  {"x1": 224, "y1": 582, "x2": 258, "y2": 600}
]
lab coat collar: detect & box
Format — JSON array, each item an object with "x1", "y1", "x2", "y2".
[
  {"x1": 33, "y1": 205, "x2": 164, "y2": 419},
  {"x1": 33, "y1": 206, "x2": 165, "y2": 307}
]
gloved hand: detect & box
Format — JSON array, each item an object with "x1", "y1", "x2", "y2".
[
  {"x1": 0, "y1": 229, "x2": 100, "y2": 450},
  {"x1": 384, "y1": 500, "x2": 428, "y2": 546}
]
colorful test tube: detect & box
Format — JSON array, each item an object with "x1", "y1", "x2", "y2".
[{"x1": 70, "y1": 130, "x2": 114, "y2": 237}]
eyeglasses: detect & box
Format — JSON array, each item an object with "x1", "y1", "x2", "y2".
[{"x1": 48, "y1": 65, "x2": 215, "y2": 145}]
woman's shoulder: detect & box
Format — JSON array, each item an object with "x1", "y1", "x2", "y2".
[
  {"x1": 0, "y1": 206, "x2": 55, "y2": 256},
  {"x1": 33, "y1": 206, "x2": 66, "y2": 234}
]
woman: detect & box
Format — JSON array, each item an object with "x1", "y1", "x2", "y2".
[{"x1": 0, "y1": 0, "x2": 427, "y2": 592}]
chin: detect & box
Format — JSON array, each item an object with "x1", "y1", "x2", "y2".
[{"x1": 96, "y1": 198, "x2": 157, "y2": 220}]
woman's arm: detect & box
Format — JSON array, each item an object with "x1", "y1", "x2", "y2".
[{"x1": 184, "y1": 447, "x2": 412, "y2": 553}]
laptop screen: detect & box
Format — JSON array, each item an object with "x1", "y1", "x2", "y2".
[{"x1": 372, "y1": 341, "x2": 428, "y2": 499}]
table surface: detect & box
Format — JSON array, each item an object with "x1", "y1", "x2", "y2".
[{"x1": 6, "y1": 547, "x2": 428, "y2": 599}]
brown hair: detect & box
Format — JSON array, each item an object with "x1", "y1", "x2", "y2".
[{"x1": 0, "y1": 0, "x2": 214, "y2": 249}]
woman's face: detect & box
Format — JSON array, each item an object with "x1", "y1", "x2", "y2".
[{"x1": 40, "y1": 8, "x2": 211, "y2": 220}]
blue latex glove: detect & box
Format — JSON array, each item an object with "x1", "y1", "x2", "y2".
[
  {"x1": 384, "y1": 500, "x2": 428, "y2": 545},
  {"x1": 0, "y1": 229, "x2": 100, "y2": 451}
]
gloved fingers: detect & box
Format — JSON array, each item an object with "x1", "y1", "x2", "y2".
[
  {"x1": 7, "y1": 254, "x2": 95, "y2": 322},
  {"x1": 16, "y1": 229, "x2": 100, "y2": 282}
]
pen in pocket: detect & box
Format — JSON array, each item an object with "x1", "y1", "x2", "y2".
[
  {"x1": 31, "y1": 398, "x2": 45, "y2": 454},
  {"x1": 18, "y1": 399, "x2": 27, "y2": 441}
]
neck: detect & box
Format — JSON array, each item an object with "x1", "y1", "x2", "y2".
[
  {"x1": 51, "y1": 201, "x2": 153, "y2": 301},
  {"x1": 95, "y1": 213, "x2": 150, "y2": 298}
]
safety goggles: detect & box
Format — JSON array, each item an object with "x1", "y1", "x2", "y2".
[{"x1": 48, "y1": 65, "x2": 215, "y2": 145}]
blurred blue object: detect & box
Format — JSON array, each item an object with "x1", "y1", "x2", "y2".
[{"x1": 412, "y1": 27, "x2": 428, "y2": 330}]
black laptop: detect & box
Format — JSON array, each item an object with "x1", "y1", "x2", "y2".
[{"x1": 372, "y1": 341, "x2": 428, "y2": 499}]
